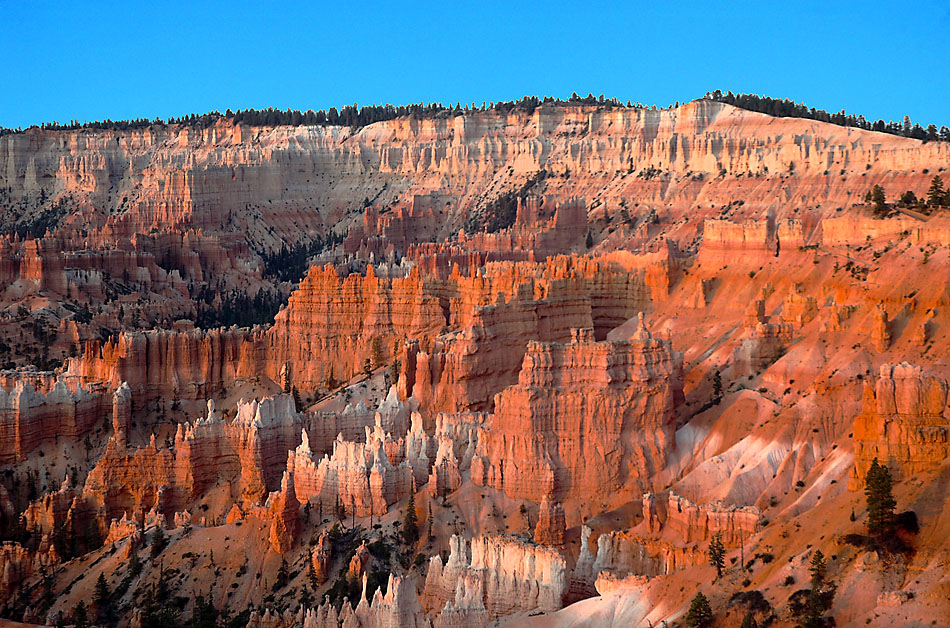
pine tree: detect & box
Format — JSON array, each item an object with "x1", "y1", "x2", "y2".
[
  {"x1": 870, "y1": 185, "x2": 887, "y2": 215},
  {"x1": 402, "y1": 484, "x2": 419, "y2": 546},
  {"x1": 275, "y1": 557, "x2": 289, "y2": 590},
  {"x1": 864, "y1": 457, "x2": 896, "y2": 541},
  {"x1": 685, "y1": 592, "x2": 714, "y2": 628},
  {"x1": 798, "y1": 548, "x2": 833, "y2": 627},
  {"x1": 93, "y1": 572, "x2": 110, "y2": 619},
  {"x1": 150, "y1": 526, "x2": 167, "y2": 558},
  {"x1": 899, "y1": 190, "x2": 918, "y2": 207},
  {"x1": 708, "y1": 532, "x2": 726, "y2": 578},
  {"x1": 72, "y1": 601, "x2": 88, "y2": 628},
  {"x1": 190, "y1": 594, "x2": 218, "y2": 628},
  {"x1": 128, "y1": 547, "x2": 143, "y2": 577},
  {"x1": 809, "y1": 550, "x2": 825, "y2": 588},
  {"x1": 927, "y1": 175, "x2": 947, "y2": 207}
]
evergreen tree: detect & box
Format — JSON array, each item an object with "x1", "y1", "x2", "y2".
[
  {"x1": 129, "y1": 548, "x2": 143, "y2": 577},
  {"x1": 685, "y1": 592, "x2": 714, "y2": 628},
  {"x1": 275, "y1": 557, "x2": 289, "y2": 590},
  {"x1": 864, "y1": 457, "x2": 896, "y2": 541},
  {"x1": 799, "y1": 551, "x2": 834, "y2": 628},
  {"x1": 291, "y1": 386, "x2": 303, "y2": 413},
  {"x1": 72, "y1": 601, "x2": 88, "y2": 628},
  {"x1": 899, "y1": 190, "x2": 918, "y2": 207},
  {"x1": 189, "y1": 595, "x2": 218, "y2": 628},
  {"x1": 150, "y1": 526, "x2": 167, "y2": 558},
  {"x1": 402, "y1": 484, "x2": 419, "y2": 546},
  {"x1": 870, "y1": 185, "x2": 887, "y2": 215},
  {"x1": 809, "y1": 550, "x2": 825, "y2": 588},
  {"x1": 93, "y1": 572, "x2": 110, "y2": 619},
  {"x1": 927, "y1": 175, "x2": 947, "y2": 207},
  {"x1": 708, "y1": 532, "x2": 726, "y2": 578},
  {"x1": 155, "y1": 568, "x2": 171, "y2": 603}
]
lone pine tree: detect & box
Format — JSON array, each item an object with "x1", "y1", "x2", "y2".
[
  {"x1": 708, "y1": 532, "x2": 726, "y2": 578},
  {"x1": 864, "y1": 457, "x2": 896, "y2": 541}
]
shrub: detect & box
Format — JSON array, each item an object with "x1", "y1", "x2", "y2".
[{"x1": 896, "y1": 511, "x2": 919, "y2": 535}]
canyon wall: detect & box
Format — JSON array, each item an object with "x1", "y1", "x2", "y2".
[
  {"x1": 471, "y1": 317, "x2": 682, "y2": 503},
  {"x1": 4, "y1": 101, "x2": 947, "y2": 251},
  {"x1": 424, "y1": 534, "x2": 567, "y2": 620},
  {"x1": 852, "y1": 363, "x2": 950, "y2": 486}
]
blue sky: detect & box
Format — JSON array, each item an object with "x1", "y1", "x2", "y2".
[{"x1": 1, "y1": 0, "x2": 948, "y2": 129}]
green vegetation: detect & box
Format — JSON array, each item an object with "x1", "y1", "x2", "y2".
[
  {"x1": 402, "y1": 486, "x2": 420, "y2": 546},
  {"x1": 791, "y1": 550, "x2": 836, "y2": 628},
  {"x1": 1, "y1": 93, "x2": 631, "y2": 136},
  {"x1": 260, "y1": 234, "x2": 343, "y2": 283},
  {"x1": 71, "y1": 601, "x2": 88, "y2": 628},
  {"x1": 685, "y1": 592, "x2": 714, "y2": 628},
  {"x1": 864, "y1": 457, "x2": 896, "y2": 541},
  {"x1": 2, "y1": 91, "x2": 946, "y2": 143},
  {"x1": 870, "y1": 185, "x2": 888, "y2": 216},
  {"x1": 193, "y1": 286, "x2": 286, "y2": 329},
  {"x1": 927, "y1": 175, "x2": 950, "y2": 207},
  {"x1": 150, "y1": 526, "x2": 168, "y2": 558},
  {"x1": 463, "y1": 170, "x2": 547, "y2": 234},
  {"x1": 708, "y1": 532, "x2": 725, "y2": 578},
  {"x1": 709, "y1": 90, "x2": 949, "y2": 141}
]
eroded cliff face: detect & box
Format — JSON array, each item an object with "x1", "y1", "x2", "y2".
[
  {"x1": 4, "y1": 101, "x2": 947, "y2": 248},
  {"x1": 0, "y1": 379, "x2": 108, "y2": 463},
  {"x1": 424, "y1": 534, "x2": 567, "y2": 621},
  {"x1": 472, "y1": 318, "x2": 682, "y2": 505},
  {"x1": 852, "y1": 363, "x2": 950, "y2": 486}
]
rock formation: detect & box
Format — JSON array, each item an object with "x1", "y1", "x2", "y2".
[
  {"x1": 4, "y1": 99, "x2": 950, "y2": 627},
  {"x1": 266, "y1": 470, "x2": 299, "y2": 554},
  {"x1": 424, "y1": 534, "x2": 567, "y2": 620},
  {"x1": 472, "y1": 318, "x2": 683, "y2": 504},
  {"x1": 852, "y1": 363, "x2": 950, "y2": 486},
  {"x1": 534, "y1": 495, "x2": 566, "y2": 547},
  {"x1": 0, "y1": 379, "x2": 108, "y2": 463}
]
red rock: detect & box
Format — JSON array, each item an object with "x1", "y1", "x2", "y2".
[
  {"x1": 266, "y1": 470, "x2": 299, "y2": 554},
  {"x1": 852, "y1": 363, "x2": 950, "y2": 487},
  {"x1": 311, "y1": 529, "x2": 332, "y2": 585},
  {"x1": 534, "y1": 495, "x2": 567, "y2": 547},
  {"x1": 471, "y1": 318, "x2": 683, "y2": 505},
  {"x1": 0, "y1": 379, "x2": 109, "y2": 464}
]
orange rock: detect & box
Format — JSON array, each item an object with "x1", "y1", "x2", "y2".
[
  {"x1": 347, "y1": 541, "x2": 370, "y2": 580},
  {"x1": 534, "y1": 495, "x2": 566, "y2": 547},
  {"x1": 266, "y1": 470, "x2": 299, "y2": 554},
  {"x1": 311, "y1": 529, "x2": 332, "y2": 585},
  {"x1": 852, "y1": 363, "x2": 950, "y2": 487},
  {"x1": 472, "y1": 317, "x2": 683, "y2": 505}
]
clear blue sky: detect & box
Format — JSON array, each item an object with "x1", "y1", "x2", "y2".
[{"x1": 1, "y1": 0, "x2": 948, "y2": 130}]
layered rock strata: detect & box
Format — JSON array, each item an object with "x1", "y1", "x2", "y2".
[
  {"x1": 471, "y1": 317, "x2": 683, "y2": 503},
  {"x1": 852, "y1": 363, "x2": 950, "y2": 486},
  {"x1": 424, "y1": 534, "x2": 567, "y2": 620}
]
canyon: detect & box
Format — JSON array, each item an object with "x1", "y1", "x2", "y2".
[{"x1": 0, "y1": 99, "x2": 949, "y2": 628}]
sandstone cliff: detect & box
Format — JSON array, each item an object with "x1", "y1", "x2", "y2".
[{"x1": 472, "y1": 318, "x2": 683, "y2": 505}]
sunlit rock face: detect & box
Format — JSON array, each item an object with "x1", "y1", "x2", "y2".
[{"x1": 472, "y1": 318, "x2": 683, "y2": 505}]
